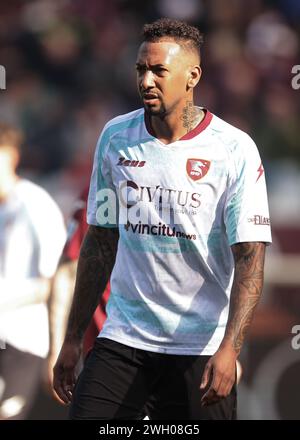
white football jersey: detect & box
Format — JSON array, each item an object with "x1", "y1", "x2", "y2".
[
  {"x1": 0, "y1": 179, "x2": 66, "y2": 357},
  {"x1": 87, "y1": 108, "x2": 272, "y2": 355}
]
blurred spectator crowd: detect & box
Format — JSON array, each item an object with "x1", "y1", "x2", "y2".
[{"x1": 1, "y1": 0, "x2": 300, "y2": 222}]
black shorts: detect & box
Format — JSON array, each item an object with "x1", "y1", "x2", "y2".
[{"x1": 69, "y1": 337, "x2": 237, "y2": 420}]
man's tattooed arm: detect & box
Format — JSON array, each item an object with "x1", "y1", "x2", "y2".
[
  {"x1": 65, "y1": 225, "x2": 119, "y2": 342},
  {"x1": 221, "y1": 242, "x2": 266, "y2": 355},
  {"x1": 200, "y1": 242, "x2": 266, "y2": 405},
  {"x1": 180, "y1": 101, "x2": 203, "y2": 133}
]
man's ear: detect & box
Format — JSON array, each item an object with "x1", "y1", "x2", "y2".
[{"x1": 187, "y1": 65, "x2": 202, "y2": 89}]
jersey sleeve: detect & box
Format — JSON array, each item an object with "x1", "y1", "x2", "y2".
[
  {"x1": 87, "y1": 125, "x2": 118, "y2": 228},
  {"x1": 224, "y1": 134, "x2": 272, "y2": 246}
]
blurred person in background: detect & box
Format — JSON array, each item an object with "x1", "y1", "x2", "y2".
[
  {"x1": 53, "y1": 18, "x2": 271, "y2": 420},
  {"x1": 0, "y1": 123, "x2": 66, "y2": 419}
]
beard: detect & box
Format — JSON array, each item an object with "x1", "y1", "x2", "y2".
[{"x1": 143, "y1": 101, "x2": 166, "y2": 118}]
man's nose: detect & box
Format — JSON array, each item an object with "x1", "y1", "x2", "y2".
[{"x1": 141, "y1": 70, "x2": 155, "y2": 90}]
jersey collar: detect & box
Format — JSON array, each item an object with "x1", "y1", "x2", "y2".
[{"x1": 144, "y1": 108, "x2": 213, "y2": 141}]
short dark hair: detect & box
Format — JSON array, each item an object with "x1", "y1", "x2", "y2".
[
  {"x1": 142, "y1": 18, "x2": 203, "y2": 60},
  {"x1": 0, "y1": 122, "x2": 23, "y2": 152}
]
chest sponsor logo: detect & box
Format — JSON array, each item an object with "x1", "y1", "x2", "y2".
[{"x1": 186, "y1": 158, "x2": 210, "y2": 181}]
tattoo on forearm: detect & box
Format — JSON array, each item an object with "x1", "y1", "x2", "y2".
[
  {"x1": 223, "y1": 242, "x2": 266, "y2": 354},
  {"x1": 66, "y1": 226, "x2": 119, "y2": 341},
  {"x1": 180, "y1": 101, "x2": 202, "y2": 133}
]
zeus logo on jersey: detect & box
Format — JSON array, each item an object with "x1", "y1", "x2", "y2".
[
  {"x1": 117, "y1": 156, "x2": 146, "y2": 167},
  {"x1": 186, "y1": 159, "x2": 210, "y2": 181}
]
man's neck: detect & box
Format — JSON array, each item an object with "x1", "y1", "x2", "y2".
[{"x1": 150, "y1": 100, "x2": 204, "y2": 144}]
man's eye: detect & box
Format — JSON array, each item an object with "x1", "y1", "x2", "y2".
[{"x1": 154, "y1": 68, "x2": 166, "y2": 75}]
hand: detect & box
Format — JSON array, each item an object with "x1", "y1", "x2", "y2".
[
  {"x1": 52, "y1": 339, "x2": 82, "y2": 405},
  {"x1": 200, "y1": 345, "x2": 237, "y2": 406}
]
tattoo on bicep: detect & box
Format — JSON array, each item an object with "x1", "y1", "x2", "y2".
[{"x1": 226, "y1": 242, "x2": 266, "y2": 353}]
